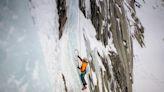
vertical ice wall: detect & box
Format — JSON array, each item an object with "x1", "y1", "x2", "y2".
[{"x1": 0, "y1": 0, "x2": 51, "y2": 92}]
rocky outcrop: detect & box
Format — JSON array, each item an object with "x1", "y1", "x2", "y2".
[
  {"x1": 57, "y1": 0, "x2": 67, "y2": 39},
  {"x1": 79, "y1": 0, "x2": 144, "y2": 92},
  {"x1": 89, "y1": 0, "x2": 110, "y2": 45},
  {"x1": 79, "y1": 0, "x2": 86, "y2": 17},
  {"x1": 109, "y1": 52, "x2": 127, "y2": 92}
]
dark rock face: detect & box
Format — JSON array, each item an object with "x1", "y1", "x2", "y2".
[
  {"x1": 79, "y1": 0, "x2": 86, "y2": 17},
  {"x1": 80, "y1": 0, "x2": 144, "y2": 47},
  {"x1": 89, "y1": 0, "x2": 110, "y2": 45},
  {"x1": 110, "y1": 52, "x2": 127, "y2": 92},
  {"x1": 57, "y1": 0, "x2": 67, "y2": 39}
]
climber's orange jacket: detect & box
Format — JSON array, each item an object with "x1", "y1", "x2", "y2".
[{"x1": 80, "y1": 60, "x2": 88, "y2": 72}]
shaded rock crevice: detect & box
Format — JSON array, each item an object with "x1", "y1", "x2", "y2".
[
  {"x1": 62, "y1": 74, "x2": 68, "y2": 92},
  {"x1": 57, "y1": 0, "x2": 67, "y2": 39}
]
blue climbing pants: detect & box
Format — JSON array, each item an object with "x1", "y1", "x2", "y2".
[{"x1": 80, "y1": 71, "x2": 86, "y2": 86}]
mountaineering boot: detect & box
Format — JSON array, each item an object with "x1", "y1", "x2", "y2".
[
  {"x1": 82, "y1": 83, "x2": 87, "y2": 90},
  {"x1": 82, "y1": 85, "x2": 87, "y2": 90}
]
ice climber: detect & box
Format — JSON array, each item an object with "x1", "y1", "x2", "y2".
[{"x1": 77, "y1": 55, "x2": 89, "y2": 90}]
